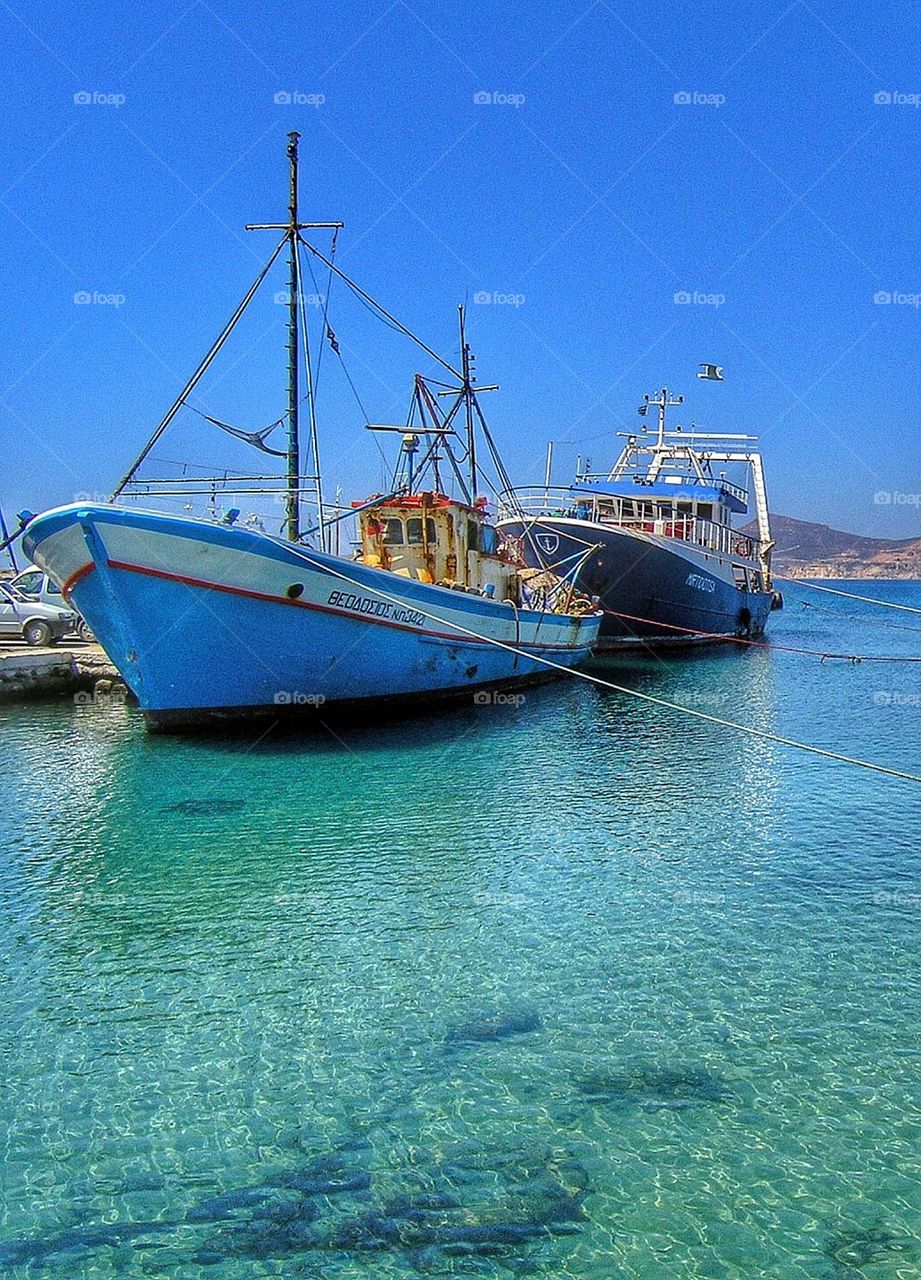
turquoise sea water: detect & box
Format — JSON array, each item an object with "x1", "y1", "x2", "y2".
[{"x1": 1, "y1": 581, "x2": 921, "y2": 1279}]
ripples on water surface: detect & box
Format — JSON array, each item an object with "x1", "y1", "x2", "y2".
[{"x1": 1, "y1": 583, "x2": 920, "y2": 1278}]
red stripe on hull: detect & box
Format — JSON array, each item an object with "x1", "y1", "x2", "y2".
[
  {"x1": 62, "y1": 562, "x2": 96, "y2": 598},
  {"x1": 102, "y1": 558, "x2": 588, "y2": 652}
]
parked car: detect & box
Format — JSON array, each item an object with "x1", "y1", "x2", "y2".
[
  {"x1": 0, "y1": 583, "x2": 76, "y2": 646},
  {"x1": 11, "y1": 565, "x2": 94, "y2": 642}
]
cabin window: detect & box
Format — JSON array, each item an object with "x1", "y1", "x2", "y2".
[
  {"x1": 480, "y1": 524, "x2": 498, "y2": 555},
  {"x1": 468, "y1": 521, "x2": 479, "y2": 552},
  {"x1": 406, "y1": 517, "x2": 437, "y2": 545},
  {"x1": 732, "y1": 565, "x2": 748, "y2": 590},
  {"x1": 382, "y1": 518, "x2": 404, "y2": 545},
  {"x1": 697, "y1": 504, "x2": 712, "y2": 521}
]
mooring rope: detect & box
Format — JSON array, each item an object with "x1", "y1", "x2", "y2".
[
  {"x1": 777, "y1": 577, "x2": 921, "y2": 616},
  {"x1": 792, "y1": 596, "x2": 921, "y2": 636},
  {"x1": 598, "y1": 608, "x2": 921, "y2": 662},
  {"x1": 284, "y1": 547, "x2": 921, "y2": 785}
]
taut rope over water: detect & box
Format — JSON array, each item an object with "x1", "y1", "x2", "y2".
[{"x1": 283, "y1": 547, "x2": 921, "y2": 786}]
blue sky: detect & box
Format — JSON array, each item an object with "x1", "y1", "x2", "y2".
[{"x1": 2, "y1": 0, "x2": 921, "y2": 538}]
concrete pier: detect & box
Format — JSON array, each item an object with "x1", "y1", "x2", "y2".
[{"x1": 0, "y1": 642, "x2": 122, "y2": 703}]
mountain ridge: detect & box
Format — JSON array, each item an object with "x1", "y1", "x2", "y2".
[{"x1": 743, "y1": 514, "x2": 921, "y2": 579}]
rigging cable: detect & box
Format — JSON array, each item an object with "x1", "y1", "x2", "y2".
[
  {"x1": 297, "y1": 236, "x2": 462, "y2": 379},
  {"x1": 300, "y1": 227, "x2": 338, "y2": 398},
  {"x1": 294, "y1": 237, "x2": 325, "y2": 549},
  {"x1": 791, "y1": 596, "x2": 921, "y2": 636},
  {"x1": 112, "y1": 233, "x2": 288, "y2": 499},
  {"x1": 596, "y1": 609, "x2": 921, "y2": 661}
]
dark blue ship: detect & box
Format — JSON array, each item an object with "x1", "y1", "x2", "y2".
[{"x1": 498, "y1": 386, "x2": 780, "y2": 651}]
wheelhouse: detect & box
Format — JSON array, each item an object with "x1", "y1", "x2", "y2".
[
  {"x1": 569, "y1": 476, "x2": 754, "y2": 562},
  {"x1": 354, "y1": 492, "x2": 516, "y2": 599}
]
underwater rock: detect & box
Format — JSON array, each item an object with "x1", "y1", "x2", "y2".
[
  {"x1": 825, "y1": 1217, "x2": 918, "y2": 1275},
  {"x1": 0, "y1": 1139, "x2": 369, "y2": 1269},
  {"x1": 196, "y1": 1211, "x2": 323, "y2": 1264},
  {"x1": 0, "y1": 1138, "x2": 586, "y2": 1274},
  {"x1": 263, "y1": 1139, "x2": 373, "y2": 1196},
  {"x1": 444, "y1": 1006, "x2": 543, "y2": 1047},
  {"x1": 0, "y1": 1220, "x2": 170, "y2": 1268},
  {"x1": 185, "y1": 1186, "x2": 273, "y2": 1222},
  {"x1": 265, "y1": 1167, "x2": 371, "y2": 1196},
  {"x1": 576, "y1": 1061, "x2": 732, "y2": 1110}
]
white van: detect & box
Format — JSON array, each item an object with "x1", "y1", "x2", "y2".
[{"x1": 11, "y1": 566, "x2": 94, "y2": 641}]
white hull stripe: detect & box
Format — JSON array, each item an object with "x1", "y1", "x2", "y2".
[{"x1": 75, "y1": 558, "x2": 590, "y2": 652}]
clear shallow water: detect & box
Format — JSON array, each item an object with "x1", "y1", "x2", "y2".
[{"x1": 1, "y1": 582, "x2": 920, "y2": 1279}]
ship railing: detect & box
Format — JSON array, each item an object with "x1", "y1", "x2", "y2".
[
  {"x1": 498, "y1": 487, "x2": 581, "y2": 519},
  {"x1": 499, "y1": 488, "x2": 764, "y2": 562}
]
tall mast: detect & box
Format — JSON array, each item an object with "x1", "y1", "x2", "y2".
[
  {"x1": 285, "y1": 132, "x2": 300, "y2": 542},
  {"x1": 245, "y1": 138, "x2": 342, "y2": 543},
  {"x1": 459, "y1": 305, "x2": 477, "y2": 499}
]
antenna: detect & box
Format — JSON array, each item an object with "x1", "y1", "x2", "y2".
[
  {"x1": 459, "y1": 305, "x2": 477, "y2": 498},
  {"x1": 638, "y1": 388, "x2": 684, "y2": 449}
]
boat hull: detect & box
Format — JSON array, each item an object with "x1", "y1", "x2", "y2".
[
  {"x1": 23, "y1": 504, "x2": 599, "y2": 726},
  {"x1": 499, "y1": 516, "x2": 773, "y2": 649}
]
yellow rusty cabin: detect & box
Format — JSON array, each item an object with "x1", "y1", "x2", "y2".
[{"x1": 354, "y1": 492, "x2": 518, "y2": 599}]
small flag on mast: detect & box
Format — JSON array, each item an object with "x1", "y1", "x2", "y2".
[
  {"x1": 326, "y1": 325, "x2": 340, "y2": 355},
  {"x1": 697, "y1": 363, "x2": 724, "y2": 381}
]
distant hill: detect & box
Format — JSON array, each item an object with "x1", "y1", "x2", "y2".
[{"x1": 743, "y1": 514, "x2": 921, "y2": 579}]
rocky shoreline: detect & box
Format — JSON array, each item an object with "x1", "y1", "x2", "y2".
[{"x1": 0, "y1": 645, "x2": 124, "y2": 703}]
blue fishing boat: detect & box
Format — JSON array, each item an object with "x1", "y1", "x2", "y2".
[
  {"x1": 19, "y1": 135, "x2": 600, "y2": 728},
  {"x1": 498, "y1": 384, "x2": 780, "y2": 651}
]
